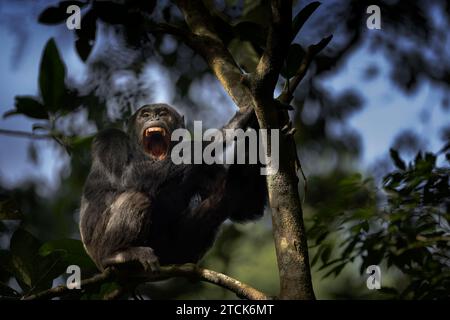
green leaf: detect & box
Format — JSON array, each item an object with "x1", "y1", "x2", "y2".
[
  {"x1": 35, "y1": 251, "x2": 67, "y2": 291},
  {"x1": 315, "y1": 230, "x2": 329, "y2": 244},
  {"x1": 9, "y1": 230, "x2": 71, "y2": 293},
  {"x1": 10, "y1": 228, "x2": 41, "y2": 260},
  {"x1": 321, "y1": 246, "x2": 331, "y2": 264},
  {"x1": 10, "y1": 255, "x2": 32, "y2": 290},
  {"x1": 3, "y1": 96, "x2": 49, "y2": 120},
  {"x1": 39, "y1": 38, "x2": 66, "y2": 112},
  {"x1": 342, "y1": 237, "x2": 359, "y2": 258},
  {"x1": 9, "y1": 228, "x2": 42, "y2": 291},
  {"x1": 291, "y1": 2, "x2": 321, "y2": 42},
  {"x1": 389, "y1": 148, "x2": 406, "y2": 170},
  {"x1": 281, "y1": 43, "x2": 305, "y2": 79},
  {"x1": 424, "y1": 152, "x2": 436, "y2": 167},
  {"x1": 39, "y1": 239, "x2": 96, "y2": 270},
  {"x1": 323, "y1": 262, "x2": 346, "y2": 279},
  {"x1": 311, "y1": 246, "x2": 324, "y2": 267}
]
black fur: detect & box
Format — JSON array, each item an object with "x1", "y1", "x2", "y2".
[{"x1": 80, "y1": 104, "x2": 266, "y2": 270}]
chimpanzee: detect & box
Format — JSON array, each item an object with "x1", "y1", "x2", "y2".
[{"x1": 79, "y1": 103, "x2": 266, "y2": 272}]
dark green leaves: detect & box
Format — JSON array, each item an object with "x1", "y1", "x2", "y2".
[
  {"x1": 4, "y1": 229, "x2": 96, "y2": 297},
  {"x1": 389, "y1": 148, "x2": 406, "y2": 170},
  {"x1": 39, "y1": 38, "x2": 66, "y2": 112},
  {"x1": 39, "y1": 239, "x2": 96, "y2": 270},
  {"x1": 3, "y1": 39, "x2": 68, "y2": 121},
  {"x1": 9, "y1": 228, "x2": 45, "y2": 291},
  {"x1": 3, "y1": 96, "x2": 48, "y2": 120},
  {"x1": 8, "y1": 229, "x2": 74, "y2": 295},
  {"x1": 291, "y1": 2, "x2": 321, "y2": 42},
  {"x1": 309, "y1": 146, "x2": 449, "y2": 299},
  {"x1": 280, "y1": 2, "x2": 329, "y2": 80}
]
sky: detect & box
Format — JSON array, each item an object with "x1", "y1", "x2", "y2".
[{"x1": 0, "y1": 0, "x2": 448, "y2": 191}]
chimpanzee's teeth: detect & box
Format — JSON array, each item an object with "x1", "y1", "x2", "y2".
[{"x1": 144, "y1": 127, "x2": 166, "y2": 137}]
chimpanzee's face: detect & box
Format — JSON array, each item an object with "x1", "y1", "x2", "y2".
[{"x1": 131, "y1": 104, "x2": 184, "y2": 160}]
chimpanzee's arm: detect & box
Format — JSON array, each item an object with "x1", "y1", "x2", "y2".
[
  {"x1": 168, "y1": 108, "x2": 267, "y2": 262},
  {"x1": 220, "y1": 107, "x2": 267, "y2": 221}
]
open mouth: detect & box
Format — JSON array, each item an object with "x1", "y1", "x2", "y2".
[{"x1": 143, "y1": 127, "x2": 169, "y2": 160}]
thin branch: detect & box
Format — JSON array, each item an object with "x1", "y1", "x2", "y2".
[
  {"x1": 22, "y1": 264, "x2": 270, "y2": 300},
  {"x1": 0, "y1": 128, "x2": 52, "y2": 140},
  {"x1": 253, "y1": 0, "x2": 292, "y2": 99},
  {"x1": 277, "y1": 35, "x2": 333, "y2": 104},
  {"x1": 155, "y1": 264, "x2": 270, "y2": 300},
  {"x1": 22, "y1": 267, "x2": 115, "y2": 300}
]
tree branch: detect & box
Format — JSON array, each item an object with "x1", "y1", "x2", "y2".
[
  {"x1": 154, "y1": 264, "x2": 270, "y2": 300},
  {"x1": 253, "y1": 0, "x2": 293, "y2": 99},
  {"x1": 277, "y1": 35, "x2": 333, "y2": 104},
  {"x1": 22, "y1": 264, "x2": 270, "y2": 300},
  {"x1": 153, "y1": 0, "x2": 332, "y2": 300},
  {"x1": 0, "y1": 129, "x2": 52, "y2": 140},
  {"x1": 174, "y1": 0, "x2": 255, "y2": 112},
  {"x1": 249, "y1": 0, "x2": 319, "y2": 300},
  {"x1": 22, "y1": 267, "x2": 115, "y2": 300}
]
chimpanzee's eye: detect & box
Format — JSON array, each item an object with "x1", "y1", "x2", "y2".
[
  {"x1": 159, "y1": 110, "x2": 168, "y2": 117},
  {"x1": 141, "y1": 112, "x2": 151, "y2": 118}
]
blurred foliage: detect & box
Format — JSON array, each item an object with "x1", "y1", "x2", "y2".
[
  {"x1": 306, "y1": 148, "x2": 450, "y2": 299},
  {"x1": 0, "y1": 0, "x2": 449, "y2": 299}
]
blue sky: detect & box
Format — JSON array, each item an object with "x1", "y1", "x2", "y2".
[{"x1": 0, "y1": 1, "x2": 448, "y2": 191}]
